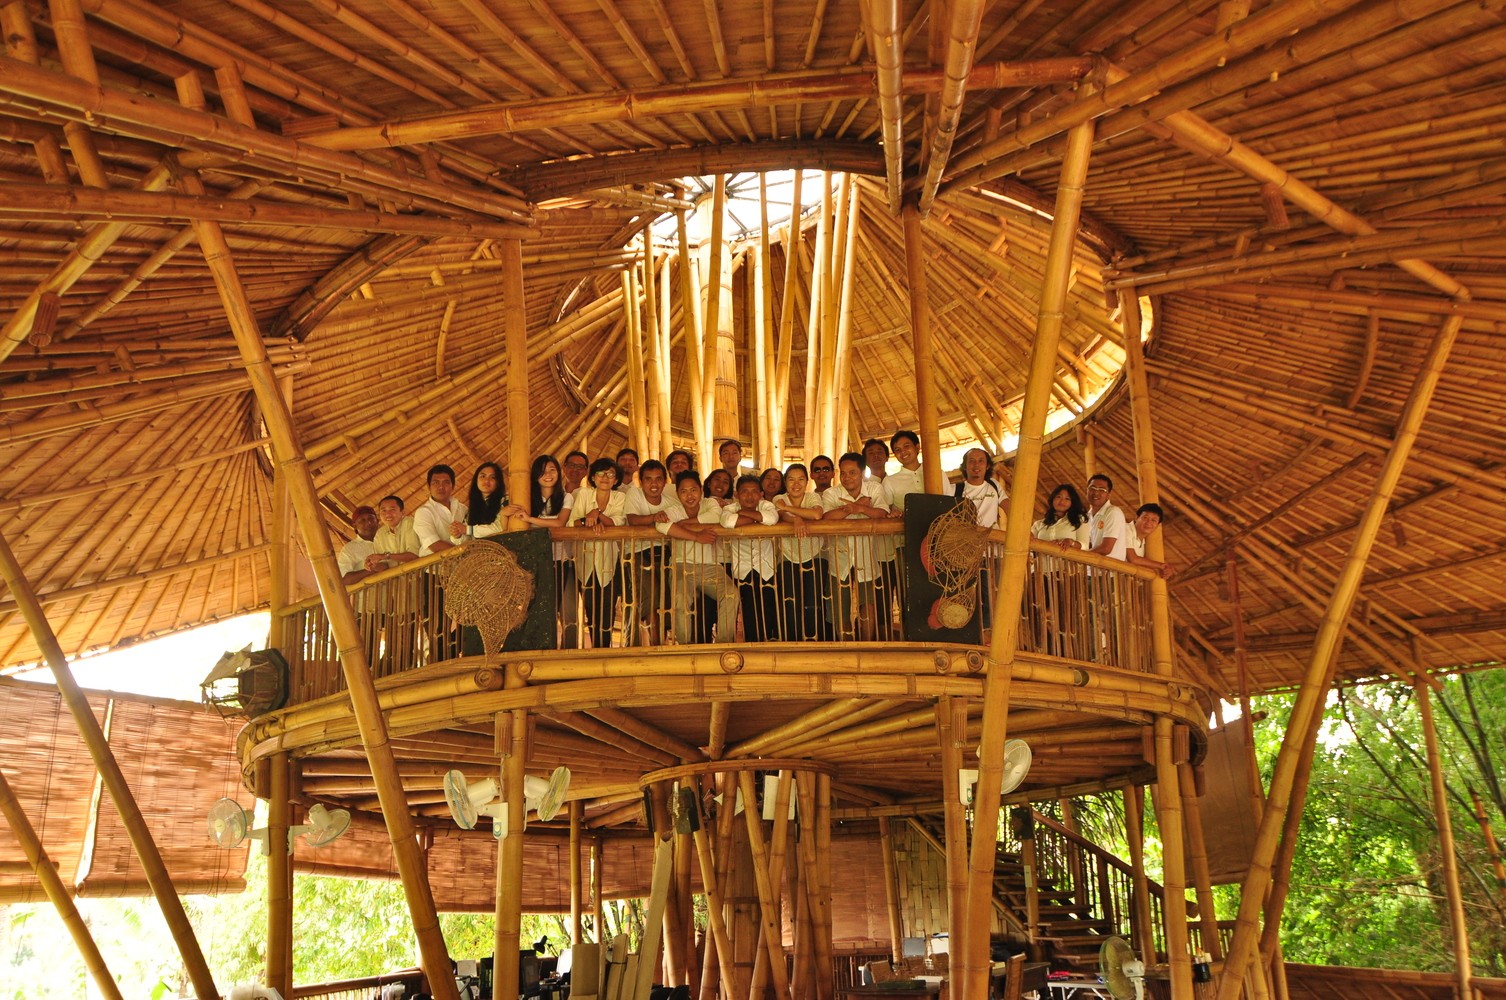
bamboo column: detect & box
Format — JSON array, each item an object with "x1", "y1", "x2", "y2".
[
  {"x1": 803, "y1": 175, "x2": 833, "y2": 457},
  {"x1": 1123, "y1": 787, "x2": 1156, "y2": 962},
  {"x1": 0, "y1": 766, "x2": 123, "y2": 1000},
  {"x1": 178, "y1": 65, "x2": 456, "y2": 997},
  {"x1": 1471, "y1": 790, "x2": 1506, "y2": 909},
  {"x1": 752, "y1": 226, "x2": 772, "y2": 466},
  {"x1": 0, "y1": 531, "x2": 218, "y2": 999},
  {"x1": 817, "y1": 176, "x2": 852, "y2": 457},
  {"x1": 936, "y1": 698, "x2": 969, "y2": 965},
  {"x1": 878, "y1": 817, "x2": 905, "y2": 962},
  {"x1": 677, "y1": 208, "x2": 711, "y2": 467},
  {"x1": 496, "y1": 700, "x2": 529, "y2": 992},
  {"x1": 738, "y1": 771, "x2": 793, "y2": 1000},
  {"x1": 1019, "y1": 810, "x2": 1041, "y2": 944},
  {"x1": 1415, "y1": 679, "x2": 1474, "y2": 1000},
  {"x1": 831, "y1": 180, "x2": 862, "y2": 454},
  {"x1": 903, "y1": 205, "x2": 945, "y2": 494},
  {"x1": 691, "y1": 786, "x2": 740, "y2": 1000},
  {"x1": 623, "y1": 267, "x2": 648, "y2": 455},
  {"x1": 959, "y1": 115, "x2": 1096, "y2": 1000},
  {"x1": 705, "y1": 177, "x2": 740, "y2": 445},
  {"x1": 1121, "y1": 288, "x2": 1193, "y2": 998},
  {"x1": 267, "y1": 373, "x2": 296, "y2": 651},
  {"x1": 772, "y1": 171, "x2": 804, "y2": 461},
  {"x1": 643, "y1": 237, "x2": 669, "y2": 460},
  {"x1": 570, "y1": 801, "x2": 584, "y2": 944},
  {"x1": 1178, "y1": 761, "x2": 1223, "y2": 960},
  {"x1": 1216, "y1": 312, "x2": 1467, "y2": 1000},
  {"x1": 267, "y1": 753, "x2": 294, "y2": 999},
  {"x1": 503, "y1": 239, "x2": 531, "y2": 529}
]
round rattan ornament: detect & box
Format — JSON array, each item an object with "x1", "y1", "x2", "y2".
[
  {"x1": 918, "y1": 500, "x2": 986, "y2": 630},
  {"x1": 442, "y1": 542, "x2": 536, "y2": 653}
]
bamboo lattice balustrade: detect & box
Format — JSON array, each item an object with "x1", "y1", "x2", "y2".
[{"x1": 0, "y1": 0, "x2": 1504, "y2": 994}]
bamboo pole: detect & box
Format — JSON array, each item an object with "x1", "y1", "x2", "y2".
[
  {"x1": 903, "y1": 204, "x2": 944, "y2": 494},
  {"x1": 877, "y1": 816, "x2": 905, "y2": 962},
  {"x1": 936, "y1": 698, "x2": 969, "y2": 966},
  {"x1": 1178, "y1": 761, "x2": 1222, "y2": 961},
  {"x1": 754, "y1": 180, "x2": 773, "y2": 465},
  {"x1": 676, "y1": 208, "x2": 712, "y2": 467},
  {"x1": 1415, "y1": 680, "x2": 1474, "y2": 1000},
  {"x1": 830, "y1": 178, "x2": 862, "y2": 454},
  {"x1": 705, "y1": 176, "x2": 739, "y2": 444},
  {"x1": 864, "y1": 0, "x2": 905, "y2": 214},
  {"x1": 1121, "y1": 286, "x2": 1193, "y2": 998},
  {"x1": 772, "y1": 170, "x2": 804, "y2": 458},
  {"x1": 693, "y1": 791, "x2": 740, "y2": 1000},
  {"x1": 267, "y1": 753, "x2": 294, "y2": 999},
  {"x1": 1471, "y1": 789, "x2": 1506, "y2": 909},
  {"x1": 570, "y1": 801, "x2": 585, "y2": 944},
  {"x1": 1123, "y1": 787, "x2": 1157, "y2": 962},
  {"x1": 1216, "y1": 311, "x2": 1467, "y2": 999},
  {"x1": 916, "y1": 0, "x2": 984, "y2": 216},
  {"x1": 642, "y1": 238, "x2": 668, "y2": 460},
  {"x1": 503, "y1": 238, "x2": 531, "y2": 531},
  {"x1": 959, "y1": 114, "x2": 1095, "y2": 1000},
  {"x1": 496, "y1": 704, "x2": 529, "y2": 994},
  {"x1": 803, "y1": 174, "x2": 832, "y2": 457},
  {"x1": 0, "y1": 766, "x2": 123, "y2": 1000},
  {"x1": 0, "y1": 530, "x2": 219, "y2": 998},
  {"x1": 738, "y1": 771, "x2": 793, "y2": 1000},
  {"x1": 177, "y1": 72, "x2": 456, "y2": 996},
  {"x1": 623, "y1": 268, "x2": 648, "y2": 455},
  {"x1": 803, "y1": 772, "x2": 835, "y2": 1000}
]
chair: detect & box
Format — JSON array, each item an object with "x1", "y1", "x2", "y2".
[{"x1": 999, "y1": 954, "x2": 1025, "y2": 1000}]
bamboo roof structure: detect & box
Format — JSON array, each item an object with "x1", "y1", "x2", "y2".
[{"x1": 0, "y1": 0, "x2": 1503, "y2": 698}]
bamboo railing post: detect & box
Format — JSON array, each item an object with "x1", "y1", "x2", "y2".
[
  {"x1": 503, "y1": 239, "x2": 531, "y2": 531},
  {"x1": 1178, "y1": 761, "x2": 1222, "y2": 960},
  {"x1": 178, "y1": 68, "x2": 455, "y2": 995},
  {"x1": 936, "y1": 697, "x2": 969, "y2": 965},
  {"x1": 738, "y1": 771, "x2": 793, "y2": 1000},
  {"x1": 1415, "y1": 679, "x2": 1474, "y2": 1000},
  {"x1": 0, "y1": 530, "x2": 219, "y2": 999},
  {"x1": 676, "y1": 207, "x2": 711, "y2": 467},
  {"x1": 1216, "y1": 312, "x2": 1466, "y2": 1000},
  {"x1": 1123, "y1": 786, "x2": 1156, "y2": 962},
  {"x1": 496, "y1": 701, "x2": 529, "y2": 992},
  {"x1": 570, "y1": 800, "x2": 584, "y2": 945},
  {"x1": 878, "y1": 817, "x2": 905, "y2": 962},
  {"x1": 1122, "y1": 284, "x2": 1194, "y2": 998},
  {"x1": 0, "y1": 766, "x2": 123, "y2": 1000},
  {"x1": 903, "y1": 205, "x2": 944, "y2": 494},
  {"x1": 267, "y1": 753, "x2": 294, "y2": 999},
  {"x1": 960, "y1": 114, "x2": 1095, "y2": 1000}
]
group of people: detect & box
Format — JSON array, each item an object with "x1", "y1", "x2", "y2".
[{"x1": 335, "y1": 433, "x2": 1170, "y2": 653}]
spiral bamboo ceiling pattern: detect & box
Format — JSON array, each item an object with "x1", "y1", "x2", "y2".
[{"x1": 0, "y1": 0, "x2": 1503, "y2": 695}]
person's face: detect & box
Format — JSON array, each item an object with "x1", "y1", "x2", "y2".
[
  {"x1": 963, "y1": 449, "x2": 989, "y2": 482},
  {"x1": 707, "y1": 471, "x2": 731, "y2": 498},
  {"x1": 719, "y1": 442, "x2": 741, "y2": 468},
  {"x1": 1136, "y1": 511, "x2": 1162, "y2": 536},
  {"x1": 537, "y1": 462, "x2": 560, "y2": 488},
  {"x1": 1052, "y1": 489, "x2": 1073, "y2": 514},
  {"x1": 677, "y1": 478, "x2": 703, "y2": 511},
  {"x1": 476, "y1": 466, "x2": 498, "y2": 497},
  {"x1": 618, "y1": 453, "x2": 639, "y2": 479},
  {"x1": 429, "y1": 473, "x2": 454, "y2": 504},
  {"x1": 737, "y1": 480, "x2": 764, "y2": 509},
  {"x1": 863, "y1": 442, "x2": 888, "y2": 474},
  {"x1": 892, "y1": 436, "x2": 918, "y2": 467},
  {"x1": 784, "y1": 467, "x2": 808, "y2": 498},
  {"x1": 377, "y1": 499, "x2": 403, "y2": 529},
  {"x1": 641, "y1": 467, "x2": 667, "y2": 503},
  {"x1": 761, "y1": 469, "x2": 783, "y2": 498},
  {"x1": 353, "y1": 509, "x2": 378, "y2": 540},
  {"x1": 563, "y1": 456, "x2": 588, "y2": 486},
  {"x1": 667, "y1": 452, "x2": 690, "y2": 475},
  {"x1": 592, "y1": 466, "x2": 618, "y2": 489},
  {"x1": 811, "y1": 460, "x2": 834, "y2": 489},
  {"x1": 1086, "y1": 479, "x2": 1111, "y2": 509},
  {"x1": 838, "y1": 459, "x2": 863, "y2": 494}
]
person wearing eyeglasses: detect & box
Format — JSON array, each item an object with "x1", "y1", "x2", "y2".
[
  {"x1": 809, "y1": 455, "x2": 836, "y2": 496},
  {"x1": 1085, "y1": 474, "x2": 1126, "y2": 559}
]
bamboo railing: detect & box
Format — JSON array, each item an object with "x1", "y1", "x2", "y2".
[
  {"x1": 290, "y1": 968, "x2": 425, "y2": 1000},
  {"x1": 276, "y1": 523, "x2": 1158, "y2": 706}
]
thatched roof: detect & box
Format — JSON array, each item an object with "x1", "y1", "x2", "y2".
[{"x1": 1, "y1": 0, "x2": 1503, "y2": 694}]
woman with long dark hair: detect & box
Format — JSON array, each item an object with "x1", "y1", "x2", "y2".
[
  {"x1": 568, "y1": 458, "x2": 627, "y2": 648},
  {"x1": 1031, "y1": 483, "x2": 1091, "y2": 656},
  {"x1": 1031, "y1": 484, "x2": 1090, "y2": 549},
  {"x1": 517, "y1": 454, "x2": 577, "y2": 647},
  {"x1": 466, "y1": 461, "x2": 513, "y2": 538}
]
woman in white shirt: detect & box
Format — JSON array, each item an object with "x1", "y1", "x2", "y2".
[
  {"x1": 517, "y1": 454, "x2": 576, "y2": 647},
  {"x1": 465, "y1": 461, "x2": 518, "y2": 539},
  {"x1": 773, "y1": 463, "x2": 829, "y2": 641},
  {"x1": 1030, "y1": 483, "x2": 1090, "y2": 656},
  {"x1": 569, "y1": 458, "x2": 627, "y2": 648}
]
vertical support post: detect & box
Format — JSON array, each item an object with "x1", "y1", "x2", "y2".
[
  {"x1": 802, "y1": 174, "x2": 832, "y2": 458},
  {"x1": 960, "y1": 114, "x2": 1095, "y2": 1000},
  {"x1": 772, "y1": 171, "x2": 803, "y2": 461},
  {"x1": 1123, "y1": 786, "x2": 1156, "y2": 962},
  {"x1": 704, "y1": 176, "x2": 739, "y2": 444},
  {"x1": 936, "y1": 698, "x2": 969, "y2": 964},
  {"x1": 903, "y1": 206, "x2": 944, "y2": 494},
  {"x1": 268, "y1": 374, "x2": 296, "y2": 651},
  {"x1": 0, "y1": 531, "x2": 219, "y2": 998},
  {"x1": 738, "y1": 771, "x2": 793, "y2": 1000},
  {"x1": 570, "y1": 801, "x2": 584, "y2": 945},
  {"x1": 1121, "y1": 288, "x2": 1194, "y2": 998},
  {"x1": 1217, "y1": 312, "x2": 1466, "y2": 999},
  {"x1": 267, "y1": 753, "x2": 294, "y2": 998},
  {"x1": 0, "y1": 767, "x2": 123, "y2": 1000},
  {"x1": 676, "y1": 207, "x2": 711, "y2": 467},
  {"x1": 1416, "y1": 680, "x2": 1474, "y2": 1000},
  {"x1": 692, "y1": 784, "x2": 740, "y2": 1000},
  {"x1": 878, "y1": 817, "x2": 905, "y2": 962},
  {"x1": 752, "y1": 233, "x2": 772, "y2": 467},
  {"x1": 831, "y1": 179, "x2": 862, "y2": 453},
  {"x1": 496, "y1": 702, "x2": 529, "y2": 993},
  {"x1": 502, "y1": 239, "x2": 530, "y2": 529},
  {"x1": 623, "y1": 267, "x2": 647, "y2": 456},
  {"x1": 1179, "y1": 761, "x2": 1223, "y2": 960}
]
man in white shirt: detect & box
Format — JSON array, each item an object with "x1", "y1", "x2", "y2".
[
  {"x1": 809, "y1": 455, "x2": 836, "y2": 496},
  {"x1": 624, "y1": 460, "x2": 673, "y2": 643},
  {"x1": 1123, "y1": 502, "x2": 1174, "y2": 578},
  {"x1": 821, "y1": 452, "x2": 891, "y2": 639},
  {"x1": 562, "y1": 451, "x2": 590, "y2": 495},
  {"x1": 413, "y1": 464, "x2": 468, "y2": 556},
  {"x1": 366, "y1": 494, "x2": 423, "y2": 668},
  {"x1": 616, "y1": 447, "x2": 640, "y2": 489},
  {"x1": 368, "y1": 495, "x2": 422, "y2": 571},
  {"x1": 336, "y1": 506, "x2": 381, "y2": 662},
  {"x1": 718, "y1": 438, "x2": 744, "y2": 480},
  {"x1": 879, "y1": 430, "x2": 927, "y2": 639},
  {"x1": 1086, "y1": 474, "x2": 1127, "y2": 559},
  {"x1": 658, "y1": 471, "x2": 738, "y2": 644},
  {"x1": 955, "y1": 448, "x2": 1008, "y2": 529},
  {"x1": 722, "y1": 474, "x2": 780, "y2": 641}
]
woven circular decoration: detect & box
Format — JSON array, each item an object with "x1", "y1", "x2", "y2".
[
  {"x1": 442, "y1": 542, "x2": 536, "y2": 654},
  {"x1": 922, "y1": 501, "x2": 986, "y2": 627}
]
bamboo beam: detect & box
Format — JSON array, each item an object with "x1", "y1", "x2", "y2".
[
  {"x1": 960, "y1": 114, "x2": 1094, "y2": 1000},
  {"x1": 587, "y1": 707, "x2": 708, "y2": 762},
  {"x1": 915, "y1": 0, "x2": 983, "y2": 216},
  {"x1": 266, "y1": 754, "x2": 293, "y2": 999},
  {"x1": 903, "y1": 205, "x2": 944, "y2": 494},
  {"x1": 0, "y1": 182, "x2": 533, "y2": 239},
  {"x1": 863, "y1": 0, "x2": 905, "y2": 214},
  {"x1": 0, "y1": 765, "x2": 123, "y2": 1000},
  {"x1": 1216, "y1": 311, "x2": 1467, "y2": 999},
  {"x1": 0, "y1": 531, "x2": 218, "y2": 998},
  {"x1": 178, "y1": 72, "x2": 455, "y2": 994},
  {"x1": 1415, "y1": 679, "x2": 1474, "y2": 1000}
]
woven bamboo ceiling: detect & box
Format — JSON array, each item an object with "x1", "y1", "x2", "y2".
[{"x1": 0, "y1": 0, "x2": 1503, "y2": 693}]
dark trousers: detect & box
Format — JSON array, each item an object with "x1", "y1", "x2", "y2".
[
  {"x1": 580, "y1": 570, "x2": 620, "y2": 649},
  {"x1": 737, "y1": 571, "x2": 781, "y2": 642},
  {"x1": 779, "y1": 558, "x2": 828, "y2": 641}
]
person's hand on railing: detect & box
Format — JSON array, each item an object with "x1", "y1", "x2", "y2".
[
  {"x1": 447, "y1": 519, "x2": 466, "y2": 540},
  {"x1": 500, "y1": 503, "x2": 527, "y2": 520},
  {"x1": 792, "y1": 519, "x2": 809, "y2": 539}
]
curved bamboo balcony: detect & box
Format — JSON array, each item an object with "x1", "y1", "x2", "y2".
[{"x1": 244, "y1": 522, "x2": 1209, "y2": 827}]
